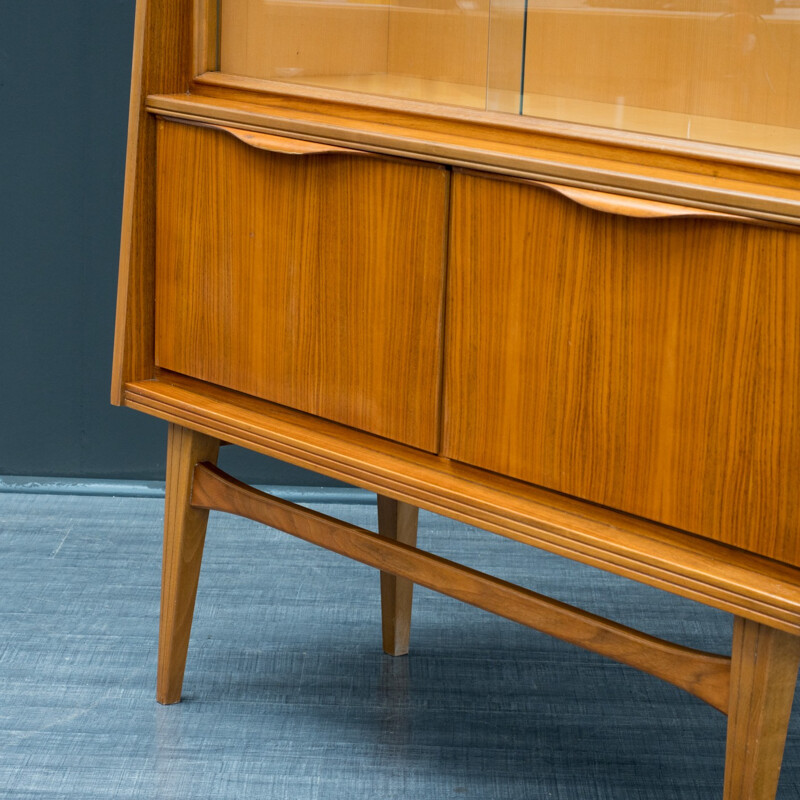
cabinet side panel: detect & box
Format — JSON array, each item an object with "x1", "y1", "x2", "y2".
[
  {"x1": 155, "y1": 121, "x2": 448, "y2": 452},
  {"x1": 112, "y1": 0, "x2": 195, "y2": 403},
  {"x1": 443, "y1": 172, "x2": 800, "y2": 565}
]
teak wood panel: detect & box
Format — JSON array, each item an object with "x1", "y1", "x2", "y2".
[
  {"x1": 443, "y1": 171, "x2": 800, "y2": 566},
  {"x1": 155, "y1": 120, "x2": 448, "y2": 452},
  {"x1": 111, "y1": 0, "x2": 195, "y2": 403}
]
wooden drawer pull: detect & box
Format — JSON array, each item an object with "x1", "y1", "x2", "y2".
[
  {"x1": 537, "y1": 181, "x2": 749, "y2": 222},
  {"x1": 217, "y1": 125, "x2": 359, "y2": 156}
]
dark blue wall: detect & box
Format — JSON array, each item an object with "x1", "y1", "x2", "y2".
[{"x1": 0, "y1": 1, "x2": 332, "y2": 484}]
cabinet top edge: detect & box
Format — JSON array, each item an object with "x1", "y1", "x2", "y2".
[
  {"x1": 148, "y1": 91, "x2": 800, "y2": 226},
  {"x1": 194, "y1": 72, "x2": 800, "y2": 175}
]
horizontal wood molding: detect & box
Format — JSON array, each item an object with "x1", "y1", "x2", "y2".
[
  {"x1": 192, "y1": 462, "x2": 732, "y2": 713},
  {"x1": 145, "y1": 93, "x2": 800, "y2": 225},
  {"x1": 192, "y1": 71, "x2": 800, "y2": 177},
  {"x1": 123, "y1": 374, "x2": 800, "y2": 635}
]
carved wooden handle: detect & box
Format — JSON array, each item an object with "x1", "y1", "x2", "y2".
[
  {"x1": 217, "y1": 125, "x2": 358, "y2": 156},
  {"x1": 537, "y1": 181, "x2": 748, "y2": 222}
]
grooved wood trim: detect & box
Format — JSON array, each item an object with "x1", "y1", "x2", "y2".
[
  {"x1": 145, "y1": 93, "x2": 800, "y2": 225},
  {"x1": 191, "y1": 462, "x2": 733, "y2": 712},
  {"x1": 191, "y1": 71, "x2": 800, "y2": 178},
  {"x1": 122, "y1": 375, "x2": 800, "y2": 635}
]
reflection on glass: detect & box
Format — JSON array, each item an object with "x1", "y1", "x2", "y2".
[
  {"x1": 219, "y1": 0, "x2": 508, "y2": 109},
  {"x1": 520, "y1": 0, "x2": 800, "y2": 153},
  {"x1": 217, "y1": 0, "x2": 800, "y2": 154}
]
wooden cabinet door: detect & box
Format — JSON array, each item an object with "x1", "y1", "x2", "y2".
[
  {"x1": 443, "y1": 170, "x2": 800, "y2": 565},
  {"x1": 155, "y1": 120, "x2": 448, "y2": 452}
]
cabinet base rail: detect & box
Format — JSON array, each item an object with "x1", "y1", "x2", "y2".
[{"x1": 191, "y1": 460, "x2": 732, "y2": 711}]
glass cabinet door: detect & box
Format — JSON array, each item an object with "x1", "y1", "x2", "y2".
[
  {"x1": 519, "y1": 0, "x2": 800, "y2": 154},
  {"x1": 216, "y1": 0, "x2": 800, "y2": 155},
  {"x1": 218, "y1": 0, "x2": 526, "y2": 111}
]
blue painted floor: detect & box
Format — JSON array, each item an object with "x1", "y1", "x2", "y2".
[{"x1": 0, "y1": 490, "x2": 798, "y2": 799}]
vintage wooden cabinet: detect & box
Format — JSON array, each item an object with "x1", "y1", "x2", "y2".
[{"x1": 112, "y1": 1, "x2": 800, "y2": 796}]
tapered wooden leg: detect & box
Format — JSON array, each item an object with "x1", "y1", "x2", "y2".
[
  {"x1": 723, "y1": 617, "x2": 800, "y2": 800},
  {"x1": 377, "y1": 496, "x2": 419, "y2": 656},
  {"x1": 157, "y1": 423, "x2": 221, "y2": 704}
]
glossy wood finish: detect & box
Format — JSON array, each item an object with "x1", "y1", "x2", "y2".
[
  {"x1": 377, "y1": 496, "x2": 419, "y2": 656},
  {"x1": 155, "y1": 120, "x2": 448, "y2": 451},
  {"x1": 724, "y1": 618, "x2": 800, "y2": 800},
  {"x1": 444, "y1": 169, "x2": 800, "y2": 566},
  {"x1": 536, "y1": 182, "x2": 754, "y2": 222},
  {"x1": 191, "y1": 461, "x2": 733, "y2": 712},
  {"x1": 216, "y1": 126, "x2": 357, "y2": 155},
  {"x1": 157, "y1": 423, "x2": 220, "y2": 704},
  {"x1": 123, "y1": 374, "x2": 800, "y2": 638},
  {"x1": 111, "y1": 0, "x2": 194, "y2": 404},
  {"x1": 145, "y1": 92, "x2": 800, "y2": 226}
]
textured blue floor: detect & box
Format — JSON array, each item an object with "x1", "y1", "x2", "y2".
[{"x1": 0, "y1": 491, "x2": 798, "y2": 799}]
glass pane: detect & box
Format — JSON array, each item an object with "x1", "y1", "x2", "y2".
[
  {"x1": 218, "y1": 0, "x2": 501, "y2": 109},
  {"x1": 520, "y1": 0, "x2": 800, "y2": 155},
  {"x1": 486, "y1": 0, "x2": 527, "y2": 113},
  {"x1": 217, "y1": 0, "x2": 800, "y2": 155}
]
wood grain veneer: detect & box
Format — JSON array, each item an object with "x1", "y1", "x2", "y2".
[
  {"x1": 154, "y1": 119, "x2": 448, "y2": 451},
  {"x1": 111, "y1": 0, "x2": 195, "y2": 404},
  {"x1": 443, "y1": 169, "x2": 800, "y2": 566}
]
